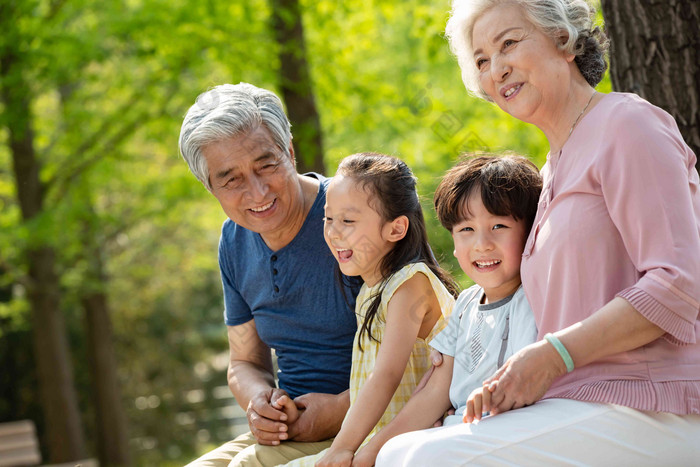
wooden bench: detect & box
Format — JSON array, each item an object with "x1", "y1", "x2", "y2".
[{"x1": 0, "y1": 420, "x2": 41, "y2": 466}]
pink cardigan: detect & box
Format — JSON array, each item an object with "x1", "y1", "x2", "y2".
[{"x1": 521, "y1": 92, "x2": 700, "y2": 415}]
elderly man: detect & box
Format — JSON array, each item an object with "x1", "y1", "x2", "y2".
[{"x1": 179, "y1": 83, "x2": 357, "y2": 466}]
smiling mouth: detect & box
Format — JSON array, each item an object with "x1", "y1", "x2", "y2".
[
  {"x1": 504, "y1": 84, "x2": 521, "y2": 98},
  {"x1": 250, "y1": 200, "x2": 274, "y2": 213},
  {"x1": 474, "y1": 260, "x2": 501, "y2": 269},
  {"x1": 336, "y1": 248, "x2": 353, "y2": 262}
]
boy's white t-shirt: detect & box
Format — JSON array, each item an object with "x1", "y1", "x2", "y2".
[{"x1": 430, "y1": 285, "x2": 538, "y2": 425}]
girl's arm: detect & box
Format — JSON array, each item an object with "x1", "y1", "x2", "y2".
[
  {"x1": 352, "y1": 356, "x2": 454, "y2": 467},
  {"x1": 315, "y1": 273, "x2": 442, "y2": 467}
]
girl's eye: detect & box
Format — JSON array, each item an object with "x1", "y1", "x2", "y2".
[
  {"x1": 323, "y1": 216, "x2": 332, "y2": 223},
  {"x1": 342, "y1": 219, "x2": 355, "y2": 225}
]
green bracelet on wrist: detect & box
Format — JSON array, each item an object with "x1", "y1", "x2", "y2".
[{"x1": 544, "y1": 333, "x2": 575, "y2": 373}]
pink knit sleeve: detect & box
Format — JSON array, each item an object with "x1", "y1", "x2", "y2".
[{"x1": 598, "y1": 97, "x2": 700, "y2": 344}]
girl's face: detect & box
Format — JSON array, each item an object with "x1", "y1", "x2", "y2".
[
  {"x1": 324, "y1": 175, "x2": 395, "y2": 287},
  {"x1": 452, "y1": 190, "x2": 527, "y2": 304},
  {"x1": 471, "y1": 3, "x2": 574, "y2": 130}
]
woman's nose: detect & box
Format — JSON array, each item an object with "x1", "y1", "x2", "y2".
[{"x1": 491, "y1": 54, "x2": 511, "y2": 82}]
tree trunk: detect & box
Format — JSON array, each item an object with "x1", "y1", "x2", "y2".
[
  {"x1": 81, "y1": 213, "x2": 132, "y2": 467},
  {"x1": 269, "y1": 0, "x2": 326, "y2": 174},
  {"x1": 83, "y1": 291, "x2": 132, "y2": 466},
  {"x1": 601, "y1": 0, "x2": 700, "y2": 171},
  {"x1": 1, "y1": 51, "x2": 87, "y2": 462}
]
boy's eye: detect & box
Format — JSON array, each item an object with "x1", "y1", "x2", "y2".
[
  {"x1": 458, "y1": 226, "x2": 473, "y2": 232},
  {"x1": 493, "y1": 224, "x2": 507, "y2": 230}
]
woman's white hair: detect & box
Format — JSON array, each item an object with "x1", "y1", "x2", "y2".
[
  {"x1": 178, "y1": 83, "x2": 292, "y2": 190},
  {"x1": 445, "y1": 0, "x2": 604, "y2": 100}
]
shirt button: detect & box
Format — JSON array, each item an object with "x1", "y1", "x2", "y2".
[
  {"x1": 273, "y1": 269, "x2": 278, "y2": 275},
  {"x1": 271, "y1": 255, "x2": 277, "y2": 261},
  {"x1": 274, "y1": 285, "x2": 279, "y2": 293}
]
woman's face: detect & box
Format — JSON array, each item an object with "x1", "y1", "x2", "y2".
[{"x1": 471, "y1": 3, "x2": 574, "y2": 127}]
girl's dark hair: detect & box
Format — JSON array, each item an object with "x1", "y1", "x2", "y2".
[
  {"x1": 434, "y1": 154, "x2": 542, "y2": 233},
  {"x1": 337, "y1": 153, "x2": 459, "y2": 350}
]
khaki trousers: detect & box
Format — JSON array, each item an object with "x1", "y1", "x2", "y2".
[{"x1": 185, "y1": 431, "x2": 334, "y2": 467}]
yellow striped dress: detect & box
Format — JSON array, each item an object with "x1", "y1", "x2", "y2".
[{"x1": 284, "y1": 262, "x2": 455, "y2": 466}]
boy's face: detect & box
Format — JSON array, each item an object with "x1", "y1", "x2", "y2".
[{"x1": 452, "y1": 191, "x2": 527, "y2": 304}]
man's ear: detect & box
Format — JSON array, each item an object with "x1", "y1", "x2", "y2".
[
  {"x1": 384, "y1": 215, "x2": 409, "y2": 243},
  {"x1": 288, "y1": 141, "x2": 296, "y2": 166}
]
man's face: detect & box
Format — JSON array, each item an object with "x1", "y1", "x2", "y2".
[{"x1": 202, "y1": 125, "x2": 300, "y2": 239}]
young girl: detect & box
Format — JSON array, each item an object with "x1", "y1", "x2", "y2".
[{"x1": 279, "y1": 152, "x2": 459, "y2": 467}]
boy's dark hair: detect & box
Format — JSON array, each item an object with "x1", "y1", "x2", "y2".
[
  {"x1": 337, "y1": 153, "x2": 460, "y2": 350},
  {"x1": 434, "y1": 154, "x2": 542, "y2": 232}
]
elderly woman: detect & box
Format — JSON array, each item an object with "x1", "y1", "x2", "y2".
[{"x1": 376, "y1": 0, "x2": 700, "y2": 464}]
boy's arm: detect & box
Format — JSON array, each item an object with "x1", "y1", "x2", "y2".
[
  {"x1": 316, "y1": 274, "x2": 440, "y2": 467},
  {"x1": 353, "y1": 356, "x2": 455, "y2": 467}
]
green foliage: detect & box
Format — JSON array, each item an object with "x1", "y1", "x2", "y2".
[{"x1": 0, "y1": 0, "x2": 612, "y2": 463}]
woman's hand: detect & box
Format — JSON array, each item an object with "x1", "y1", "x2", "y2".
[
  {"x1": 482, "y1": 339, "x2": 567, "y2": 415},
  {"x1": 463, "y1": 384, "x2": 492, "y2": 424}
]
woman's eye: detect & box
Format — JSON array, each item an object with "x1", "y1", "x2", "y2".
[
  {"x1": 476, "y1": 58, "x2": 488, "y2": 70},
  {"x1": 503, "y1": 39, "x2": 516, "y2": 49}
]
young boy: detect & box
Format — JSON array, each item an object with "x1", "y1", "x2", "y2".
[{"x1": 352, "y1": 154, "x2": 542, "y2": 466}]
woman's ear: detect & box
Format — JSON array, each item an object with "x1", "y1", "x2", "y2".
[
  {"x1": 384, "y1": 215, "x2": 409, "y2": 242},
  {"x1": 556, "y1": 30, "x2": 576, "y2": 63}
]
